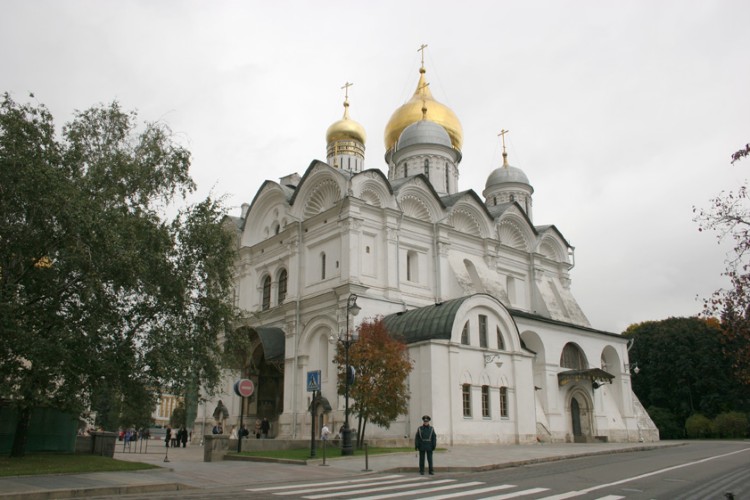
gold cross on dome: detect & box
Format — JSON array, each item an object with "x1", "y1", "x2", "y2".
[
  {"x1": 341, "y1": 81, "x2": 353, "y2": 100},
  {"x1": 418, "y1": 44, "x2": 428, "y2": 67}
]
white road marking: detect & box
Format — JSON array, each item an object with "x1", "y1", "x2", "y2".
[
  {"x1": 245, "y1": 474, "x2": 407, "y2": 492},
  {"x1": 351, "y1": 481, "x2": 486, "y2": 500},
  {"x1": 303, "y1": 479, "x2": 456, "y2": 499},
  {"x1": 419, "y1": 483, "x2": 516, "y2": 500},
  {"x1": 537, "y1": 447, "x2": 750, "y2": 500},
  {"x1": 478, "y1": 487, "x2": 550, "y2": 499}
]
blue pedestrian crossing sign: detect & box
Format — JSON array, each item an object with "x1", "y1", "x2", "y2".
[{"x1": 307, "y1": 370, "x2": 321, "y2": 392}]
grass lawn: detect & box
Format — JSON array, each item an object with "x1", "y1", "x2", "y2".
[
  {"x1": 235, "y1": 446, "x2": 414, "y2": 461},
  {"x1": 0, "y1": 454, "x2": 159, "y2": 477}
]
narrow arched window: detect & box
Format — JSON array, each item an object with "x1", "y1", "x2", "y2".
[
  {"x1": 321, "y1": 253, "x2": 326, "y2": 280},
  {"x1": 424, "y1": 158, "x2": 429, "y2": 175},
  {"x1": 445, "y1": 165, "x2": 450, "y2": 191},
  {"x1": 479, "y1": 315, "x2": 488, "y2": 348},
  {"x1": 496, "y1": 326, "x2": 505, "y2": 350},
  {"x1": 262, "y1": 275, "x2": 271, "y2": 310},
  {"x1": 461, "y1": 321, "x2": 470, "y2": 345},
  {"x1": 277, "y1": 269, "x2": 287, "y2": 304}
]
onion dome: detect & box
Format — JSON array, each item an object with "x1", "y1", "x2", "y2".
[
  {"x1": 485, "y1": 163, "x2": 531, "y2": 189},
  {"x1": 483, "y1": 132, "x2": 534, "y2": 220},
  {"x1": 384, "y1": 64, "x2": 462, "y2": 153},
  {"x1": 397, "y1": 120, "x2": 453, "y2": 150},
  {"x1": 326, "y1": 98, "x2": 366, "y2": 144}
]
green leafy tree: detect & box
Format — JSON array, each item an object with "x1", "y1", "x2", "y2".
[
  {"x1": 0, "y1": 94, "x2": 235, "y2": 457},
  {"x1": 624, "y1": 317, "x2": 748, "y2": 432},
  {"x1": 333, "y1": 317, "x2": 412, "y2": 448}
]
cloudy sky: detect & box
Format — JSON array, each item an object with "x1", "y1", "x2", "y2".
[{"x1": 3, "y1": 0, "x2": 749, "y2": 333}]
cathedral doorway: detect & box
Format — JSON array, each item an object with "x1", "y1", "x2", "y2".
[
  {"x1": 238, "y1": 327, "x2": 285, "y2": 437},
  {"x1": 571, "y1": 398, "x2": 582, "y2": 437},
  {"x1": 568, "y1": 391, "x2": 593, "y2": 443}
]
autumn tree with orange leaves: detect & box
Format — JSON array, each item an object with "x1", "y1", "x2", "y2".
[{"x1": 333, "y1": 317, "x2": 412, "y2": 448}]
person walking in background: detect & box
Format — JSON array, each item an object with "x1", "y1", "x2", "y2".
[
  {"x1": 254, "y1": 418, "x2": 261, "y2": 439},
  {"x1": 123, "y1": 429, "x2": 131, "y2": 452},
  {"x1": 260, "y1": 417, "x2": 270, "y2": 439},
  {"x1": 164, "y1": 426, "x2": 171, "y2": 448},
  {"x1": 180, "y1": 426, "x2": 188, "y2": 447},
  {"x1": 170, "y1": 426, "x2": 178, "y2": 447},
  {"x1": 415, "y1": 415, "x2": 436, "y2": 475}
]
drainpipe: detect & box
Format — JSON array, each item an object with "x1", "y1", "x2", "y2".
[{"x1": 291, "y1": 219, "x2": 304, "y2": 439}]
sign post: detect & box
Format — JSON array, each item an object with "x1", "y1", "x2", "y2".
[
  {"x1": 233, "y1": 379, "x2": 254, "y2": 453},
  {"x1": 307, "y1": 370, "x2": 321, "y2": 458}
]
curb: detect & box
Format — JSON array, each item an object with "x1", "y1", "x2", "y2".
[
  {"x1": 0, "y1": 482, "x2": 193, "y2": 500},
  {"x1": 383, "y1": 443, "x2": 685, "y2": 474}
]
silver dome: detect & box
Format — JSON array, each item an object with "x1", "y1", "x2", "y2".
[
  {"x1": 396, "y1": 120, "x2": 452, "y2": 150},
  {"x1": 485, "y1": 165, "x2": 530, "y2": 189}
]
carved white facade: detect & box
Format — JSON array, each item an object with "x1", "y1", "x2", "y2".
[{"x1": 197, "y1": 57, "x2": 658, "y2": 445}]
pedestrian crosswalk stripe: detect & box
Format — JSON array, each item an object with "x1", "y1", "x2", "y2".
[
  {"x1": 303, "y1": 479, "x2": 457, "y2": 499},
  {"x1": 477, "y1": 487, "x2": 550, "y2": 499},
  {"x1": 284, "y1": 477, "x2": 429, "y2": 497},
  {"x1": 419, "y1": 483, "x2": 516, "y2": 500},
  {"x1": 347, "y1": 481, "x2": 486, "y2": 500},
  {"x1": 245, "y1": 475, "x2": 408, "y2": 492}
]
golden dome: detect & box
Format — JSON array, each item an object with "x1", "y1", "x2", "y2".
[
  {"x1": 384, "y1": 66, "x2": 463, "y2": 152},
  {"x1": 326, "y1": 99, "x2": 366, "y2": 144}
]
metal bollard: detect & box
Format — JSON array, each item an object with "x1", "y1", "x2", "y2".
[
  {"x1": 320, "y1": 437, "x2": 329, "y2": 466},
  {"x1": 362, "y1": 442, "x2": 371, "y2": 472}
]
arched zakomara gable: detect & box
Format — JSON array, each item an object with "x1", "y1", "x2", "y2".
[
  {"x1": 231, "y1": 326, "x2": 285, "y2": 428},
  {"x1": 241, "y1": 182, "x2": 291, "y2": 248},
  {"x1": 288, "y1": 161, "x2": 347, "y2": 221}
]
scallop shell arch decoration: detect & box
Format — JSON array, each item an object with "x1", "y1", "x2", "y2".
[
  {"x1": 400, "y1": 194, "x2": 432, "y2": 221},
  {"x1": 360, "y1": 187, "x2": 383, "y2": 207},
  {"x1": 497, "y1": 220, "x2": 528, "y2": 251},
  {"x1": 449, "y1": 208, "x2": 483, "y2": 237},
  {"x1": 539, "y1": 239, "x2": 563, "y2": 262},
  {"x1": 303, "y1": 178, "x2": 342, "y2": 219}
]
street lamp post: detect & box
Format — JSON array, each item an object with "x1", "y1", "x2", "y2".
[{"x1": 332, "y1": 294, "x2": 361, "y2": 456}]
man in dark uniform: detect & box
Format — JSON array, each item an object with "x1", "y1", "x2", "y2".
[{"x1": 414, "y1": 415, "x2": 436, "y2": 475}]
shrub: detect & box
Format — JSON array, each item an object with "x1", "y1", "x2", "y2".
[
  {"x1": 712, "y1": 412, "x2": 748, "y2": 438},
  {"x1": 685, "y1": 413, "x2": 713, "y2": 438},
  {"x1": 646, "y1": 406, "x2": 683, "y2": 439}
]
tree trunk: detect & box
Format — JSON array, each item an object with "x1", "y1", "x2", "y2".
[
  {"x1": 357, "y1": 416, "x2": 368, "y2": 449},
  {"x1": 10, "y1": 406, "x2": 32, "y2": 458}
]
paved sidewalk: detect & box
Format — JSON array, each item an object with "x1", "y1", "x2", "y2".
[{"x1": 0, "y1": 441, "x2": 682, "y2": 499}]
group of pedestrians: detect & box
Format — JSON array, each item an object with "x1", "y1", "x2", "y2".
[{"x1": 164, "y1": 426, "x2": 189, "y2": 447}]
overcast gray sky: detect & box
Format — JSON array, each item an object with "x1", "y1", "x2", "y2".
[{"x1": 3, "y1": 0, "x2": 749, "y2": 333}]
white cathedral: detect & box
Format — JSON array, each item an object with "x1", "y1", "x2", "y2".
[{"x1": 197, "y1": 54, "x2": 659, "y2": 445}]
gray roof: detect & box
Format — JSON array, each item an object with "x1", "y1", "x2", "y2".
[
  {"x1": 255, "y1": 327, "x2": 285, "y2": 362},
  {"x1": 383, "y1": 297, "x2": 470, "y2": 343}
]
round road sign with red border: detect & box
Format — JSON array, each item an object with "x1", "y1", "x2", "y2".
[{"x1": 234, "y1": 379, "x2": 254, "y2": 398}]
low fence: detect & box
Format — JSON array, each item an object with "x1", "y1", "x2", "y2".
[{"x1": 203, "y1": 434, "x2": 411, "y2": 462}]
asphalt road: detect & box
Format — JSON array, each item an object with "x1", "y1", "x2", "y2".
[{"x1": 91, "y1": 441, "x2": 749, "y2": 500}]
